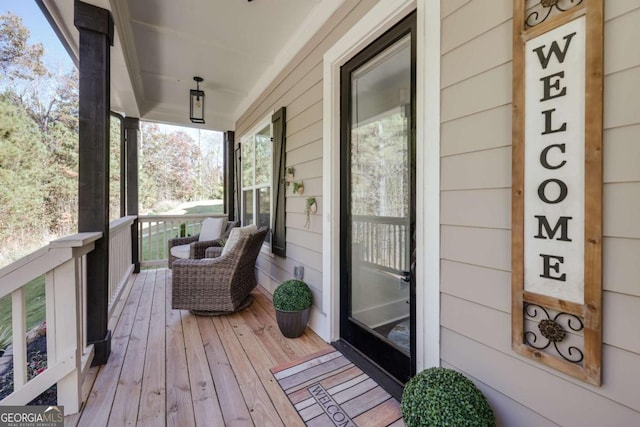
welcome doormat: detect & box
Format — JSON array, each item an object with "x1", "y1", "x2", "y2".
[{"x1": 270, "y1": 349, "x2": 405, "y2": 427}]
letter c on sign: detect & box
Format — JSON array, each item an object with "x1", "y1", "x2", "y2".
[{"x1": 540, "y1": 143, "x2": 566, "y2": 170}]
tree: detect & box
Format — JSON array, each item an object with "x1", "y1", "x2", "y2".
[
  {"x1": 0, "y1": 97, "x2": 49, "y2": 262},
  {"x1": 0, "y1": 12, "x2": 79, "y2": 264},
  {"x1": 139, "y1": 123, "x2": 224, "y2": 212},
  {"x1": 0, "y1": 12, "x2": 46, "y2": 82},
  {"x1": 351, "y1": 110, "x2": 408, "y2": 217}
]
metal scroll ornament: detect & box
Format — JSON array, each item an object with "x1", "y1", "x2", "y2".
[
  {"x1": 526, "y1": 0, "x2": 584, "y2": 28},
  {"x1": 524, "y1": 303, "x2": 584, "y2": 363}
]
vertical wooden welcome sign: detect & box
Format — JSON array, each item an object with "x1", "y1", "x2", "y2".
[{"x1": 512, "y1": 0, "x2": 603, "y2": 385}]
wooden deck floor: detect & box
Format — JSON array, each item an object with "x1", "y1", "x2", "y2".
[{"x1": 65, "y1": 269, "x2": 331, "y2": 426}]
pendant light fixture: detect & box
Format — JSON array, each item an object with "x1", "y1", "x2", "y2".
[{"x1": 190, "y1": 76, "x2": 205, "y2": 124}]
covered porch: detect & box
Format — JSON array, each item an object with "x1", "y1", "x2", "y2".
[{"x1": 4, "y1": 0, "x2": 639, "y2": 425}]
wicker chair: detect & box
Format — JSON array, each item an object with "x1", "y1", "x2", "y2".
[
  {"x1": 171, "y1": 227, "x2": 268, "y2": 315},
  {"x1": 168, "y1": 220, "x2": 238, "y2": 269}
]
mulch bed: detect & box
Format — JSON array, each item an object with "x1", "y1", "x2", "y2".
[{"x1": 0, "y1": 335, "x2": 57, "y2": 405}]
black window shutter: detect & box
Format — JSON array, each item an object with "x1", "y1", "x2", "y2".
[{"x1": 271, "y1": 107, "x2": 286, "y2": 257}]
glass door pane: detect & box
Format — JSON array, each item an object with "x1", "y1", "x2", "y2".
[{"x1": 350, "y1": 35, "x2": 411, "y2": 354}]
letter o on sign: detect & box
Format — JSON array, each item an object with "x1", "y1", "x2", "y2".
[{"x1": 538, "y1": 178, "x2": 568, "y2": 204}]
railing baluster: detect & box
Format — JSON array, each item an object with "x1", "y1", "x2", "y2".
[
  {"x1": 11, "y1": 288, "x2": 27, "y2": 389},
  {"x1": 162, "y1": 222, "x2": 167, "y2": 260}
]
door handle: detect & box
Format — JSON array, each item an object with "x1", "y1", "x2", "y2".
[{"x1": 401, "y1": 271, "x2": 411, "y2": 283}]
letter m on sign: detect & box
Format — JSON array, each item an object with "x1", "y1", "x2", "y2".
[{"x1": 534, "y1": 215, "x2": 572, "y2": 241}]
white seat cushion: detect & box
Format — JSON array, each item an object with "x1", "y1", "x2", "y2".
[
  {"x1": 221, "y1": 224, "x2": 258, "y2": 256},
  {"x1": 199, "y1": 217, "x2": 227, "y2": 241},
  {"x1": 170, "y1": 244, "x2": 191, "y2": 259}
]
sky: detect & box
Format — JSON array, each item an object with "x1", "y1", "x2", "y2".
[{"x1": 1, "y1": 0, "x2": 74, "y2": 72}]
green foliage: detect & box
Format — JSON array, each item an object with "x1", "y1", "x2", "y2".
[
  {"x1": 0, "y1": 98, "x2": 48, "y2": 244},
  {"x1": 401, "y1": 367, "x2": 495, "y2": 427},
  {"x1": 179, "y1": 223, "x2": 192, "y2": 238},
  {"x1": 273, "y1": 280, "x2": 312, "y2": 311},
  {"x1": 110, "y1": 115, "x2": 122, "y2": 220},
  {"x1": 304, "y1": 197, "x2": 316, "y2": 229},
  {"x1": 0, "y1": 326, "x2": 10, "y2": 351}
]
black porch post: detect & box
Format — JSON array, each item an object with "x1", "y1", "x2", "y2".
[
  {"x1": 125, "y1": 117, "x2": 140, "y2": 273},
  {"x1": 224, "y1": 131, "x2": 235, "y2": 221},
  {"x1": 74, "y1": 1, "x2": 113, "y2": 366}
]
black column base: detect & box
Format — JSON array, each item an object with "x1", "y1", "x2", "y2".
[
  {"x1": 133, "y1": 262, "x2": 141, "y2": 274},
  {"x1": 90, "y1": 329, "x2": 112, "y2": 366}
]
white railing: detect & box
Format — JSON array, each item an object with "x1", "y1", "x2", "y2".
[
  {"x1": 0, "y1": 232, "x2": 101, "y2": 414},
  {"x1": 352, "y1": 215, "x2": 410, "y2": 274},
  {"x1": 138, "y1": 214, "x2": 226, "y2": 267},
  {"x1": 108, "y1": 216, "x2": 135, "y2": 318}
]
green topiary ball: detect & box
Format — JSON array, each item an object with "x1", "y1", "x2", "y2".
[
  {"x1": 401, "y1": 367, "x2": 495, "y2": 427},
  {"x1": 273, "y1": 279, "x2": 312, "y2": 311}
]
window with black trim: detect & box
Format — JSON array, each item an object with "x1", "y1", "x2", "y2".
[{"x1": 241, "y1": 119, "x2": 272, "y2": 243}]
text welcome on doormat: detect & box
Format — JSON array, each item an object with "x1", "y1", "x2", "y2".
[{"x1": 308, "y1": 383, "x2": 356, "y2": 427}]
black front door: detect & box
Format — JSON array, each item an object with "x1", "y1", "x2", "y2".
[{"x1": 339, "y1": 12, "x2": 416, "y2": 384}]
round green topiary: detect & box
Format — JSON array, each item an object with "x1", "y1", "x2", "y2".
[
  {"x1": 273, "y1": 280, "x2": 312, "y2": 311},
  {"x1": 401, "y1": 367, "x2": 495, "y2": 427}
]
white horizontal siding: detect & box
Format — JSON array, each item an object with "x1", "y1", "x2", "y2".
[
  {"x1": 441, "y1": 105, "x2": 512, "y2": 156},
  {"x1": 441, "y1": 19, "x2": 512, "y2": 88},
  {"x1": 441, "y1": 0, "x2": 511, "y2": 54},
  {"x1": 441, "y1": 188, "x2": 511, "y2": 229},
  {"x1": 603, "y1": 182, "x2": 640, "y2": 238},
  {"x1": 604, "y1": 67, "x2": 640, "y2": 129},
  {"x1": 441, "y1": 225, "x2": 511, "y2": 271},
  {"x1": 603, "y1": 237, "x2": 640, "y2": 297},
  {"x1": 441, "y1": 62, "x2": 512, "y2": 122},
  {"x1": 441, "y1": 259, "x2": 511, "y2": 313},
  {"x1": 603, "y1": 124, "x2": 640, "y2": 183},
  {"x1": 441, "y1": 0, "x2": 471, "y2": 19},
  {"x1": 441, "y1": 146, "x2": 511, "y2": 191}
]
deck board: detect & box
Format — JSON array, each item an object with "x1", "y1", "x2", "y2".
[
  {"x1": 165, "y1": 292, "x2": 196, "y2": 426},
  {"x1": 181, "y1": 311, "x2": 225, "y2": 426},
  {"x1": 197, "y1": 316, "x2": 253, "y2": 426},
  {"x1": 65, "y1": 269, "x2": 332, "y2": 426},
  {"x1": 107, "y1": 269, "x2": 155, "y2": 426},
  {"x1": 75, "y1": 272, "x2": 147, "y2": 427},
  {"x1": 137, "y1": 269, "x2": 166, "y2": 426}
]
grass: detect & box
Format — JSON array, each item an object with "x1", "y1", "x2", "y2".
[
  {"x1": 183, "y1": 204, "x2": 224, "y2": 215},
  {"x1": 0, "y1": 275, "x2": 46, "y2": 339}
]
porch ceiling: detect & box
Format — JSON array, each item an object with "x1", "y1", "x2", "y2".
[{"x1": 40, "y1": 0, "x2": 345, "y2": 131}]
